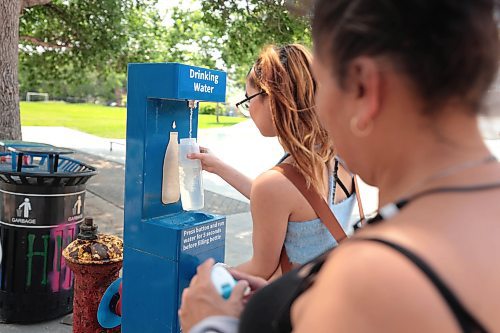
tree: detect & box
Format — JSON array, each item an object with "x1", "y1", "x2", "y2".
[
  {"x1": 201, "y1": 0, "x2": 312, "y2": 85},
  {"x1": 1, "y1": 0, "x2": 311, "y2": 141},
  {"x1": 19, "y1": 1, "x2": 157, "y2": 88},
  {"x1": 0, "y1": 1, "x2": 24, "y2": 141},
  {"x1": 17, "y1": 4, "x2": 226, "y2": 106},
  {"x1": 0, "y1": 0, "x2": 156, "y2": 140}
]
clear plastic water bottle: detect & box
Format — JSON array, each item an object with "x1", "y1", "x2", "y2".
[{"x1": 178, "y1": 138, "x2": 204, "y2": 210}]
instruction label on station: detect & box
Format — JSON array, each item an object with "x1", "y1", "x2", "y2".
[{"x1": 181, "y1": 220, "x2": 226, "y2": 254}]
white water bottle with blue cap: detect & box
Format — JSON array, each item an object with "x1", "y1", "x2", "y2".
[
  {"x1": 178, "y1": 138, "x2": 204, "y2": 210},
  {"x1": 211, "y1": 264, "x2": 237, "y2": 299}
]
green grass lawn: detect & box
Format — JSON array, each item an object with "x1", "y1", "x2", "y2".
[{"x1": 20, "y1": 102, "x2": 247, "y2": 139}]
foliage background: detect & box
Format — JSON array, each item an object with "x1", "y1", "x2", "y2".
[{"x1": 19, "y1": 0, "x2": 312, "y2": 103}]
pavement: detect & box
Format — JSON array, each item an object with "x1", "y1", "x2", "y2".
[{"x1": 1, "y1": 117, "x2": 499, "y2": 332}]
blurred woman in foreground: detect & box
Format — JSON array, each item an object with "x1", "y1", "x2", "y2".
[{"x1": 180, "y1": 1, "x2": 500, "y2": 332}]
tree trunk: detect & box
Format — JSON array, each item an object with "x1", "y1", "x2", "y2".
[
  {"x1": 0, "y1": 0, "x2": 22, "y2": 140},
  {"x1": 115, "y1": 87, "x2": 122, "y2": 107}
]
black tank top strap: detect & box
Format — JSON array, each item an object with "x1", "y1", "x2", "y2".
[
  {"x1": 239, "y1": 252, "x2": 328, "y2": 333},
  {"x1": 239, "y1": 237, "x2": 490, "y2": 333},
  {"x1": 355, "y1": 238, "x2": 489, "y2": 333},
  {"x1": 277, "y1": 152, "x2": 291, "y2": 165},
  {"x1": 278, "y1": 154, "x2": 352, "y2": 198},
  {"x1": 333, "y1": 159, "x2": 351, "y2": 197}
]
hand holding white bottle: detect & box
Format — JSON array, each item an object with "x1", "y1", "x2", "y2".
[{"x1": 178, "y1": 138, "x2": 204, "y2": 210}]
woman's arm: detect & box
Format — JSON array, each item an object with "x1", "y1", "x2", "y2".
[
  {"x1": 235, "y1": 170, "x2": 293, "y2": 279},
  {"x1": 215, "y1": 162, "x2": 253, "y2": 199},
  {"x1": 188, "y1": 148, "x2": 253, "y2": 199}
]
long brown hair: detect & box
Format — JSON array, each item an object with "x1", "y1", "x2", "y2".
[{"x1": 248, "y1": 44, "x2": 335, "y2": 193}]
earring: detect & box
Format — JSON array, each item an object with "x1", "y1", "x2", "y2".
[{"x1": 350, "y1": 116, "x2": 373, "y2": 137}]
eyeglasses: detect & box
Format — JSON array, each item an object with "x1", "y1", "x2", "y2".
[{"x1": 236, "y1": 91, "x2": 265, "y2": 117}]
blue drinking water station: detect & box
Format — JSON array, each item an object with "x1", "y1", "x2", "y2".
[{"x1": 122, "y1": 63, "x2": 227, "y2": 332}]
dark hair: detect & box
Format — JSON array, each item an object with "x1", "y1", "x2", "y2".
[{"x1": 312, "y1": 0, "x2": 499, "y2": 113}]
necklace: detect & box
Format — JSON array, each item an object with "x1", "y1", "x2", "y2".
[
  {"x1": 403, "y1": 154, "x2": 497, "y2": 199},
  {"x1": 355, "y1": 154, "x2": 498, "y2": 227}
]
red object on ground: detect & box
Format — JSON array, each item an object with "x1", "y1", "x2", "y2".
[
  {"x1": 0, "y1": 155, "x2": 30, "y2": 164},
  {"x1": 66, "y1": 260, "x2": 122, "y2": 333},
  {"x1": 62, "y1": 218, "x2": 123, "y2": 333}
]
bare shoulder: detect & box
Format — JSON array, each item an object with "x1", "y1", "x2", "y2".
[
  {"x1": 291, "y1": 237, "x2": 459, "y2": 333},
  {"x1": 251, "y1": 168, "x2": 298, "y2": 199}
]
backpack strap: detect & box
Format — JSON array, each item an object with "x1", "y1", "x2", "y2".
[
  {"x1": 272, "y1": 163, "x2": 348, "y2": 274},
  {"x1": 353, "y1": 175, "x2": 366, "y2": 222}
]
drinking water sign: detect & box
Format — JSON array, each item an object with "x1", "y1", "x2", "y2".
[{"x1": 177, "y1": 64, "x2": 226, "y2": 102}]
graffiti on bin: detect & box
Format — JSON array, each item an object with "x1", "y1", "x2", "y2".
[
  {"x1": 0, "y1": 189, "x2": 84, "y2": 292},
  {"x1": 25, "y1": 223, "x2": 77, "y2": 292}
]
